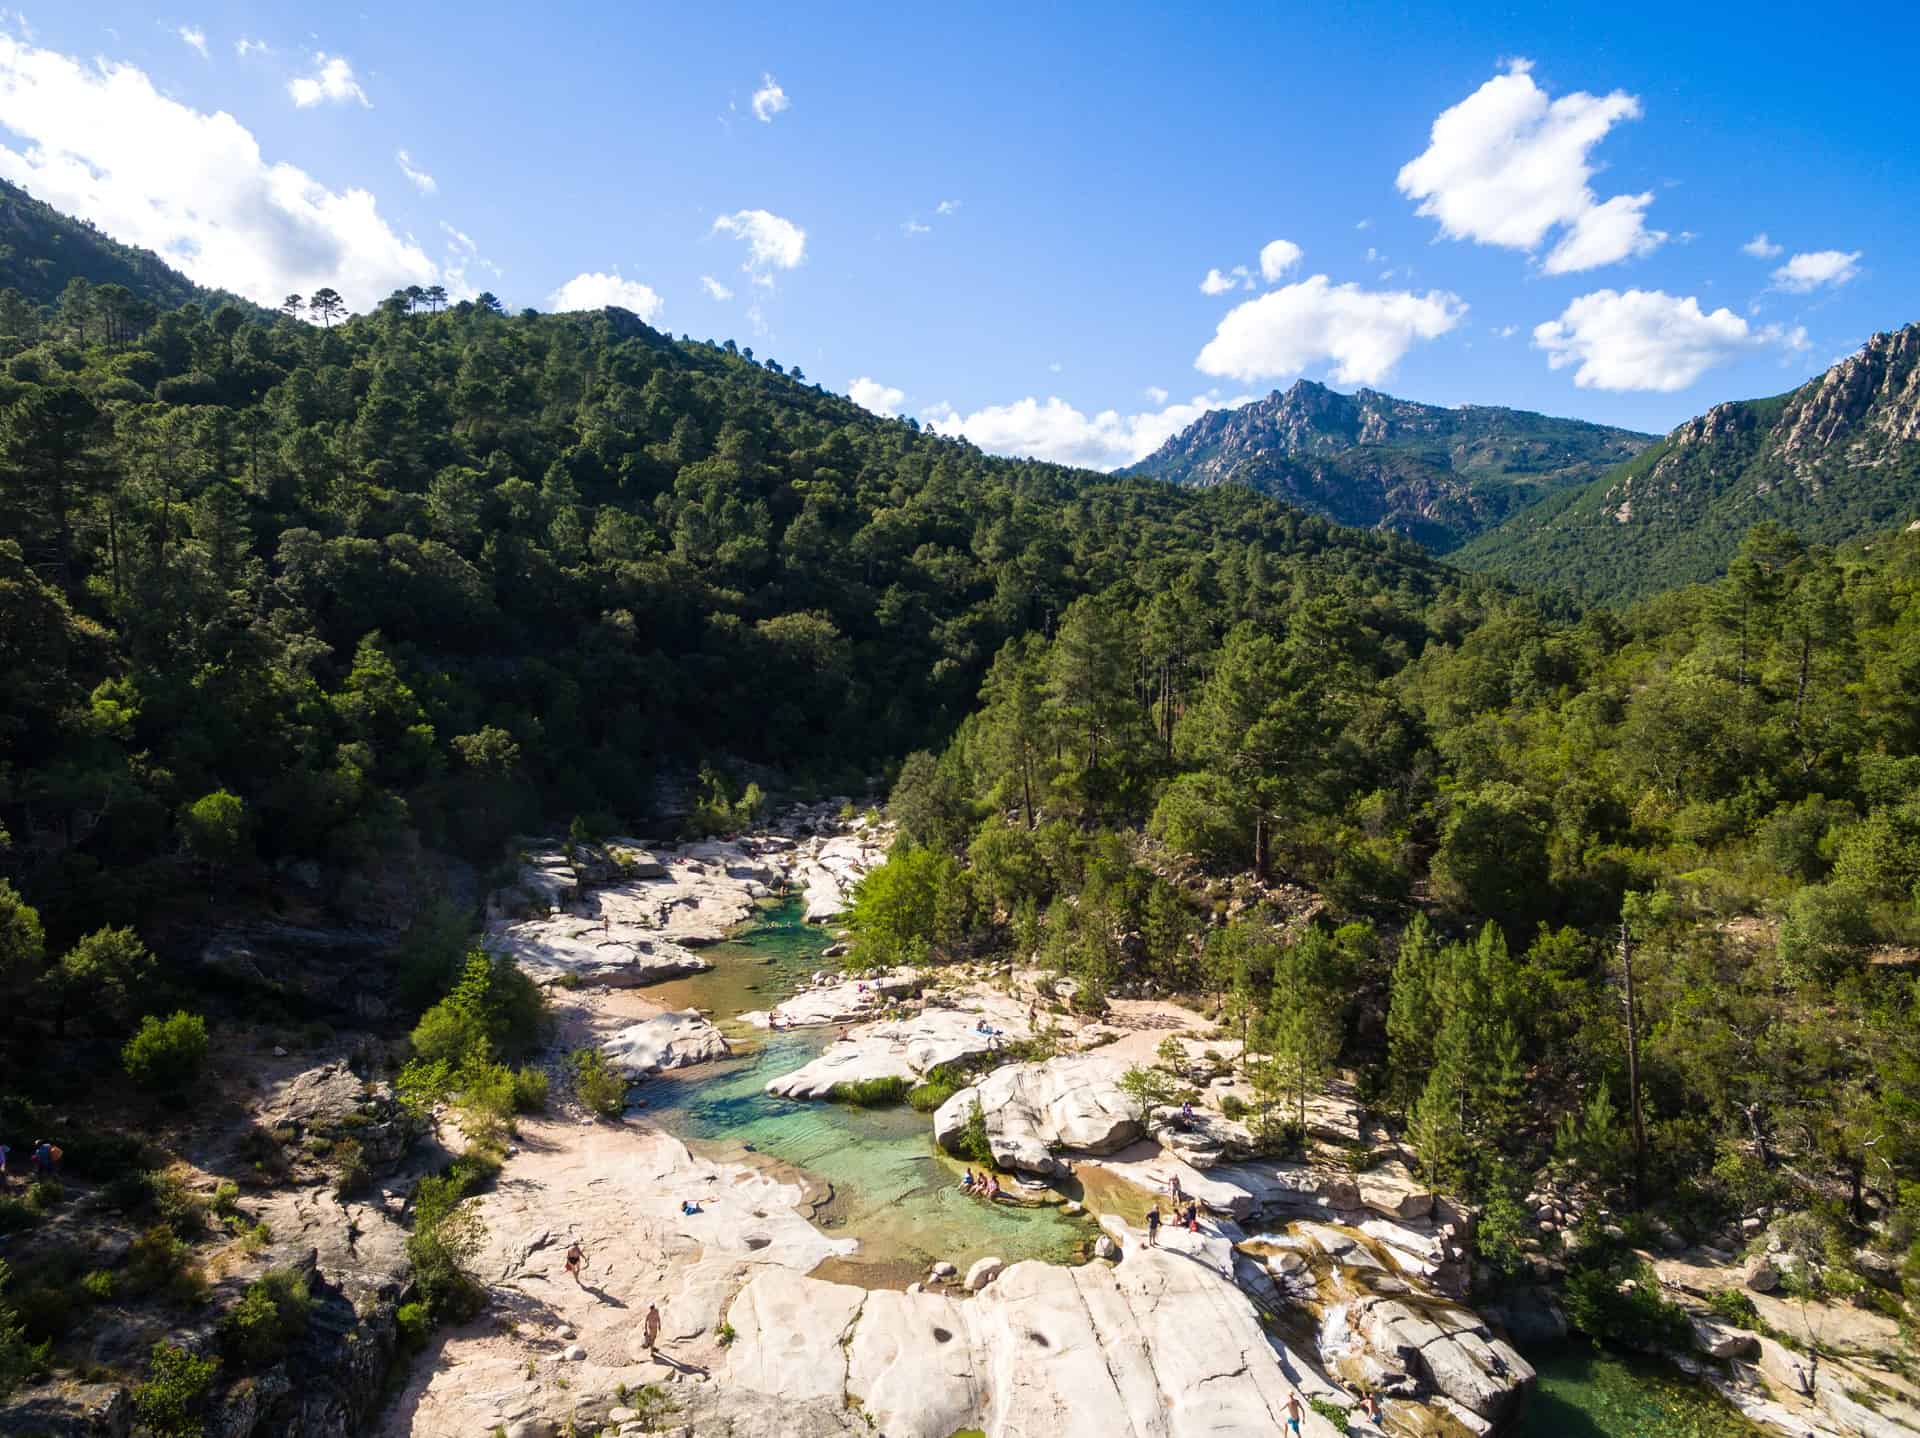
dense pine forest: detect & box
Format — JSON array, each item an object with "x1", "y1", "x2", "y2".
[{"x1": 0, "y1": 265, "x2": 1916, "y2": 1399}]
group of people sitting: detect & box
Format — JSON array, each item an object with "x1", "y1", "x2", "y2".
[{"x1": 959, "y1": 1168, "x2": 1003, "y2": 1200}]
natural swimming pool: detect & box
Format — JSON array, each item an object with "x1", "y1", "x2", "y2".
[{"x1": 636, "y1": 897, "x2": 1094, "y2": 1287}]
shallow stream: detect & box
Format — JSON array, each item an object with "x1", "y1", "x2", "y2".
[
  {"x1": 1517, "y1": 1342, "x2": 1764, "y2": 1437},
  {"x1": 636, "y1": 897, "x2": 1093, "y2": 1287}
]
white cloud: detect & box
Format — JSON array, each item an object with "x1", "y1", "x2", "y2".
[
  {"x1": 0, "y1": 35, "x2": 443, "y2": 307},
  {"x1": 234, "y1": 37, "x2": 270, "y2": 58},
  {"x1": 288, "y1": 52, "x2": 368, "y2": 108},
  {"x1": 1144, "y1": 385, "x2": 1169, "y2": 404},
  {"x1": 545, "y1": 271, "x2": 663, "y2": 320},
  {"x1": 848, "y1": 376, "x2": 906, "y2": 417},
  {"x1": 1355, "y1": 218, "x2": 1373, "y2": 231},
  {"x1": 1199, "y1": 266, "x2": 1242, "y2": 296},
  {"x1": 1494, "y1": 324, "x2": 1518, "y2": 338},
  {"x1": 440, "y1": 221, "x2": 477, "y2": 254},
  {"x1": 394, "y1": 147, "x2": 435, "y2": 195},
  {"x1": 1194, "y1": 274, "x2": 1467, "y2": 386},
  {"x1": 178, "y1": 26, "x2": 207, "y2": 58},
  {"x1": 1771, "y1": 249, "x2": 1861, "y2": 292},
  {"x1": 750, "y1": 73, "x2": 788, "y2": 123},
  {"x1": 901, "y1": 218, "x2": 930, "y2": 237},
  {"x1": 924, "y1": 390, "x2": 1252, "y2": 471},
  {"x1": 712, "y1": 208, "x2": 806, "y2": 285},
  {"x1": 1741, "y1": 232, "x2": 1783, "y2": 259},
  {"x1": 935, "y1": 198, "x2": 960, "y2": 216},
  {"x1": 1532, "y1": 289, "x2": 1761, "y2": 391},
  {"x1": 699, "y1": 274, "x2": 733, "y2": 301},
  {"x1": 1259, "y1": 238, "x2": 1303, "y2": 282},
  {"x1": 1397, "y1": 59, "x2": 1664, "y2": 273}
]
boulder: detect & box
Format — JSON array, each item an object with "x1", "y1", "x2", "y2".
[
  {"x1": 1756, "y1": 1335, "x2": 1814, "y2": 1397},
  {"x1": 965, "y1": 1257, "x2": 1005, "y2": 1292},
  {"x1": 603, "y1": 1011, "x2": 731, "y2": 1074},
  {"x1": 1689, "y1": 1316, "x2": 1760, "y2": 1361},
  {"x1": 769, "y1": 969, "x2": 924, "y2": 1028},
  {"x1": 1486, "y1": 1286, "x2": 1568, "y2": 1348},
  {"x1": 1356, "y1": 1158, "x2": 1433, "y2": 1220},
  {"x1": 487, "y1": 917, "x2": 713, "y2": 987},
  {"x1": 932, "y1": 1054, "x2": 1140, "y2": 1175},
  {"x1": 1744, "y1": 1255, "x2": 1781, "y2": 1292},
  {"x1": 0, "y1": 1381, "x2": 132, "y2": 1438},
  {"x1": 765, "y1": 1003, "x2": 1025, "y2": 1099}
]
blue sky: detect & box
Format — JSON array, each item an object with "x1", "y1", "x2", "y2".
[{"x1": 2, "y1": 1, "x2": 1915, "y2": 467}]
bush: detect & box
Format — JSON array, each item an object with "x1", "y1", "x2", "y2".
[
  {"x1": 828, "y1": 1076, "x2": 911, "y2": 1107},
  {"x1": 126, "y1": 1224, "x2": 208, "y2": 1303},
  {"x1": 0, "y1": 1198, "x2": 39, "y2": 1234},
  {"x1": 908, "y1": 1065, "x2": 965, "y2": 1113},
  {"x1": 10, "y1": 1284, "x2": 77, "y2": 1342},
  {"x1": 80, "y1": 1269, "x2": 115, "y2": 1301},
  {"x1": 570, "y1": 1049, "x2": 627, "y2": 1118},
  {"x1": 222, "y1": 1268, "x2": 311, "y2": 1367},
  {"x1": 1219, "y1": 1094, "x2": 1250, "y2": 1121},
  {"x1": 1706, "y1": 1288, "x2": 1760, "y2": 1328},
  {"x1": 960, "y1": 1099, "x2": 993, "y2": 1167},
  {"x1": 395, "y1": 1300, "x2": 431, "y2": 1354},
  {"x1": 132, "y1": 1342, "x2": 219, "y2": 1438},
  {"x1": 1563, "y1": 1261, "x2": 1691, "y2": 1349},
  {"x1": 407, "y1": 1168, "x2": 489, "y2": 1325},
  {"x1": 147, "y1": 1169, "x2": 206, "y2": 1236},
  {"x1": 0, "y1": 1261, "x2": 49, "y2": 1398},
  {"x1": 510, "y1": 1066, "x2": 549, "y2": 1113},
  {"x1": 332, "y1": 1139, "x2": 370, "y2": 1198},
  {"x1": 179, "y1": 789, "x2": 251, "y2": 866},
  {"x1": 122, "y1": 1011, "x2": 210, "y2": 1093}
]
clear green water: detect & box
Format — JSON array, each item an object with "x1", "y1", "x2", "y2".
[
  {"x1": 1518, "y1": 1344, "x2": 1764, "y2": 1438},
  {"x1": 638, "y1": 898, "x2": 1094, "y2": 1287}
]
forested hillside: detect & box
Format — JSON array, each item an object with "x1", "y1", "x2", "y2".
[
  {"x1": 0, "y1": 273, "x2": 1477, "y2": 952},
  {"x1": 1124, "y1": 378, "x2": 1652, "y2": 552},
  {"x1": 1455, "y1": 324, "x2": 1920, "y2": 601},
  {"x1": 0, "y1": 178, "x2": 256, "y2": 315}
]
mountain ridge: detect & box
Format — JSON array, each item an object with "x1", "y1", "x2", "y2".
[
  {"x1": 1122, "y1": 378, "x2": 1655, "y2": 552},
  {"x1": 1452, "y1": 323, "x2": 1920, "y2": 601}
]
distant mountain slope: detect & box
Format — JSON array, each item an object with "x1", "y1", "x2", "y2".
[
  {"x1": 1122, "y1": 379, "x2": 1653, "y2": 552},
  {"x1": 0, "y1": 177, "x2": 232, "y2": 310},
  {"x1": 1453, "y1": 324, "x2": 1920, "y2": 603}
]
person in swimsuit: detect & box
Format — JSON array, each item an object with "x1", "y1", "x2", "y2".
[
  {"x1": 564, "y1": 1241, "x2": 585, "y2": 1284},
  {"x1": 1145, "y1": 1205, "x2": 1161, "y2": 1248},
  {"x1": 643, "y1": 1302, "x2": 662, "y2": 1351},
  {"x1": 1285, "y1": 1391, "x2": 1303, "y2": 1434}
]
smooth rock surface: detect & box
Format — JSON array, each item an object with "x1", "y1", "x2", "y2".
[
  {"x1": 603, "y1": 1010, "x2": 731, "y2": 1074},
  {"x1": 933, "y1": 1053, "x2": 1140, "y2": 1175}
]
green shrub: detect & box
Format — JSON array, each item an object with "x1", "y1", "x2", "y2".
[
  {"x1": 122, "y1": 1011, "x2": 210, "y2": 1093},
  {"x1": 24, "y1": 1180, "x2": 60, "y2": 1211},
  {"x1": 510, "y1": 1066, "x2": 549, "y2": 1113},
  {"x1": 132, "y1": 1341, "x2": 219, "y2": 1438},
  {"x1": 332, "y1": 1139, "x2": 370, "y2": 1198},
  {"x1": 210, "y1": 1181, "x2": 240, "y2": 1218},
  {"x1": 222, "y1": 1268, "x2": 311, "y2": 1366},
  {"x1": 1309, "y1": 1396, "x2": 1351, "y2": 1433},
  {"x1": 1706, "y1": 1289, "x2": 1760, "y2": 1328},
  {"x1": 569, "y1": 1048, "x2": 627, "y2": 1118},
  {"x1": 1776, "y1": 884, "x2": 1874, "y2": 984},
  {"x1": 126, "y1": 1224, "x2": 208, "y2": 1304},
  {"x1": 179, "y1": 789, "x2": 250, "y2": 866},
  {"x1": 828, "y1": 1076, "x2": 911, "y2": 1107},
  {"x1": 0, "y1": 1260, "x2": 50, "y2": 1398},
  {"x1": 0, "y1": 1198, "x2": 39, "y2": 1234},
  {"x1": 908, "y1": 1066, "x2": 964, "y2": 1113},
  {"x1": 81, "y1": 1269, "x2": 115, "y2": 1301},
  {"x1": 1564, "y1": 1262, "x2": 1690, "y2": 1349},
  {"x1": 1219, "y1": 1094, "x2": 1250, "y2": 1121},
  {"x1": 147, "y1": 1170, "x2": 206, "y2": 1236},
  {"x1": 960, "y1": 1099, "x2": 993, "y2": 1166},
  {"x1": 10, "y1": 1284, "x2": 77, "y2": 1341},
  {"x1": 395, "y1": 1300, "x2": 431, "y2": 1354}
]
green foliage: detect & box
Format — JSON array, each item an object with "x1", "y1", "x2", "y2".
[
  {"x1": 1563, "y1": 1262, "x2": 1691, "y2": 1351},
  {"x1": 1706, "y1": 1288, "x2": 1760, "y2": 1328},
  {"x1": 179, "y1": 789, "x2": 250, "y2": 866},
  {"x1": 959, "y1": 1099, "x2": 993, "y2": 1167},
  {"x1": 908, "y1": 1064, "x2": 966, "y2": 1113},
  {"x1": 121, "y1": 1011, "x2": 210, "y2": 1093},
  {"x1": 1308, "y1": 1396, "x2": 1352, "y2": 1434},
  {"x1": 849, "y1": 845, "x2": 974, "y2": 966},
  {"x1": 406, "y1": 1162, "x2": 491, "y2": 1326},
  {"x1": 1116, "y1": 1065, "x2": 1178, "y2": 1123},
  {"x1": 828, "y1": 1076, "x2": 912, "y2": 1107},
  {"x1": 0, "y1": 1261, "x2": 50, "y2": 1396},
  {"x1": 0, "y1": 880, "x2": 45, "y2": 994},
  {"x1": 1776, "y1": 885, "x2": 1874, "y2": 984},
  {"x1": 126, "y1": 1224, "x2": 209, "y2": 1304},
  {"x1": 132, "y1": 1341, "x2": 219, "y2": 1438},
  {"x1": 221, "y1": 1267, "x2": 311, "y2": 1367},
  {"x1": 569, "y1": 1048, "x2": 627, "y2": 1118},
  {"x1": 510, "y1": 1066, "x2": 549, "y2": 1113}
]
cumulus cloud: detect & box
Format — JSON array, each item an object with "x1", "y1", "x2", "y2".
[
  {"x1": 288, "y1": 52, "x2": 368, "y2": 107},
  {"x1": 1532, "y1": 289, "x2": 1762, "y2": 391},
  {"x1": 712, "y1": 207, "x2": 806, "y2": 285},
  {"x1": 1144, "y1": 385, "x2": 1169, "y2": 404},
  {"x1": 545, "y1": 271, "x2": 663, "y2": 320},
  {"x1": 394, "y1": 148, "x2": 435, "y2": 195},
  {"x1": 751, "y1": 73, "x2": 788, "y2": 123},
  {"x1": 1397, "y1": 59, "x2": 1664, "y2": 273},
  {"x1": 1741, "y1": 232, "x2": 1783, "y2": 259},
  {"x1": 848, "y1": 377, "x2": 906, "y2": 417},
  {"x1": 1772, "y1": 249, "x2": 1861, "y2": 292},
  {"x1": 1259, "y1": 238, "x2": 1303, "y2": 282},
  {"x1": 936, "y1": 198, "x2": 961, "y2": 215},
  {"x1": 699, "y1": 274, "x2": 733, "y2": 301},
  {"x1": 0, "y1": 35, "x2": 443, "y2": 308},
  {"x1": 234, "y1": 37, "x2": 269, "y2": 58},
  {"x1": 924, "y1": 390, "x2": 1253, "y2": 471},
  {"x1": 178, "y1": 26, "x2": 207, "y2": 58},
  {"x1": 1199, "y1": 266, "x2": 1249, "y2": 295},
  {"x1": 1194, "y1": 274, "x2": 1467, "y2": 386}
]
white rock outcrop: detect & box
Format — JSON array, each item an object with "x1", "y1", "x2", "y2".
[
  {"x1": 933, "y1": 1053, "x2": 1140, "y2": 1175},
  {"x1": 764, "y1": 1002, "x2": 1029, "y2": 1100},
  {"x1": 488, "y1": 916, "x2": 713, "y2": 987},
  {"x1": 602, "y1": 1010, "x2": 731, "y2": 1074}
]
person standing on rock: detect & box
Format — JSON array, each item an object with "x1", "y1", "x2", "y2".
[
  {"x1": 1144, "y1": 1205, "x2": 1161, "y2": 1248},
  {"x1": 643, "y1": 1302, "x2": 662, "y2": 1352},
  {"x1": 564, "y1": 1241, "x2": 585, "y2": 1285}
]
